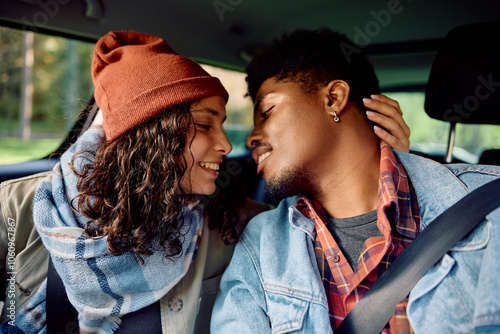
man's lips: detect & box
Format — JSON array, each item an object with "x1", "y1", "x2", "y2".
[
  {"x1": 258, "y1": 152, "x2": 271, "y2": 164},
  {"x1": 252, "y1": 148, "x2": 272, "y2": 175}
]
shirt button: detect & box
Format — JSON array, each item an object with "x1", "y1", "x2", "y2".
[
  {"x1": 332, "y1": 255, "x2": 340, "y2": 263},
  {"x1": 168, "y1": 297, "x2": 183, "y2": 312}
]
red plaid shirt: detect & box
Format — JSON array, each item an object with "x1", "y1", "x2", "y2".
[{"x1": 297, "y1": 142, "x2": 420, "y2": 333}]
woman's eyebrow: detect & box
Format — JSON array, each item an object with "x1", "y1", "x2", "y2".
[{"x1": 191, "y1": 108, "x2": 227, "y2": 122}]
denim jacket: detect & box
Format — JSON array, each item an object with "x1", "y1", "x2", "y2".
[{"x1": 211, "y1": 151, "x2": 500, "y2": 333}]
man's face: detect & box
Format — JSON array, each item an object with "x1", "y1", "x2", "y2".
[{"x1": 246, "y1": 77, "x2": 336, "y2": 201}]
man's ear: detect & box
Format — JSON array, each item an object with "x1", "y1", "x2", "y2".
[{"x1": 322, "y1": 80, "x2": 350, "y2": 117}]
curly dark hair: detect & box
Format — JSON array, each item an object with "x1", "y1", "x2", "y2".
[
  {"x1": 245, "y1": 27, "x2": 380, "y2": 110},
  {"x1": 70, "y1": 103, "x2": 241, "y2": 264}
]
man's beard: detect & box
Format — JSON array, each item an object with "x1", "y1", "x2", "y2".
[{"x1": 264, "y1": 166, "x2": 312, "y2": 202}]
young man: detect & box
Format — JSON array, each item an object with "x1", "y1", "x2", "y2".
[{"x1": 211, "y1": 28, "x2": 500, "y2": 333}]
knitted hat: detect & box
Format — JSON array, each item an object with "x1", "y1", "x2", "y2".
[{"x1": 91, "y1": 31, "x2": 229, "y2": 141}]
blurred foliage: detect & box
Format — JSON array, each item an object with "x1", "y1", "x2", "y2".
[
  {"x1": 0, "y1": 27, "x2": 94, "y2": 135},
  {"x1": 0, "y1": 27, "x2": 94, "y2": 164}
]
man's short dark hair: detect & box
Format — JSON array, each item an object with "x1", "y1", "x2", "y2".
[{"x1": 245, "y1": 28, "x2": 380, "y2": 109}]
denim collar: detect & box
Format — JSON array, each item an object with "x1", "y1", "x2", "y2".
[{"x1": 395, "y1": 150, "x2": 469, "y2": 229}]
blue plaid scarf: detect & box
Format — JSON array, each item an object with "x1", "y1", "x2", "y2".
[{"x1": 9, "y1": 127, "x2": 204, "y2": 333}]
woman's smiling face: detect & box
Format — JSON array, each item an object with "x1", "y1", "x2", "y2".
[{"x1": 181, "y1": 95, "x2": 232, "y2": 195}]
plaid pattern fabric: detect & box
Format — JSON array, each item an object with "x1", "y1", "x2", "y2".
[{"x1": 297, "y1": 141, "x2": 420, "y2": 333}]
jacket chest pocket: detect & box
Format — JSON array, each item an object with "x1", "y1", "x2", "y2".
[
  {"x1": 408, "y1": 222, "x2": 491, "y2": 334},
  {"x1": 266, "y1": 293, "x2": 309, "y2": 333}
]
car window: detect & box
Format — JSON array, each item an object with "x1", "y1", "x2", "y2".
[
  {"x1": 0, "y1": 26, "x2": 94, "y2": 165},
  {"x1": 386, "y1": 91, "x2": 500, "y2": 163}
]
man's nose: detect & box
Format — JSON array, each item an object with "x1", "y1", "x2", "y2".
[{"x1": 246, "y1": 127, "x2": 260, "y2": 149}]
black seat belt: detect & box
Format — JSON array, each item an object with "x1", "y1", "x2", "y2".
[
  {"x1": 335, "y1": 177, "x2": 500, "y2": 334},
  {"x1": 46, "y1": 258, "x2": 79, "y2": 333}
]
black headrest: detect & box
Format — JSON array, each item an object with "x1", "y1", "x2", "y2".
[{"x1": 425, "y1": 22, "x2": 500, "y2": 125}]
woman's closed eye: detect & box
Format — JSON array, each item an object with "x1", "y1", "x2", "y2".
[{"x1": 195, "y1": 123, "x2": 211, "y2": 132}]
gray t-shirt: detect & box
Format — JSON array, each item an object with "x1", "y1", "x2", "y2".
[{"x1": 326, "y1": 210, "x2": 381, "y2": 269}]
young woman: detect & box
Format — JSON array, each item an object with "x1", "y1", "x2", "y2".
[{"x1": 0, "y1": 31, "x2": 410, "y2": 334}]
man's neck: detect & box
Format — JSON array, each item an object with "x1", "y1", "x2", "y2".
[{"x1": 313, "y1": 117, "x2": 381, "y2": 219}]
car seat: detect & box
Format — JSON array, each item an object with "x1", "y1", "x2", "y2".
[{"x1": 424, "y1": 21, "x2": 500, "y2": 164}]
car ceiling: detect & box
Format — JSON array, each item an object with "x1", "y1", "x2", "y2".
[{"x1": 1, "y1": 0, "x2": 499, "y2": 90}]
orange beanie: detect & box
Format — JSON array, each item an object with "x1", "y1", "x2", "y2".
[{"x1": 91, "y1": 31, "x2": 229, "y2": 141}]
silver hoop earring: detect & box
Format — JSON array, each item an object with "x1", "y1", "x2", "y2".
[{"x1": 333, "y1": 111, "x2": 340, "y2": 122}]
